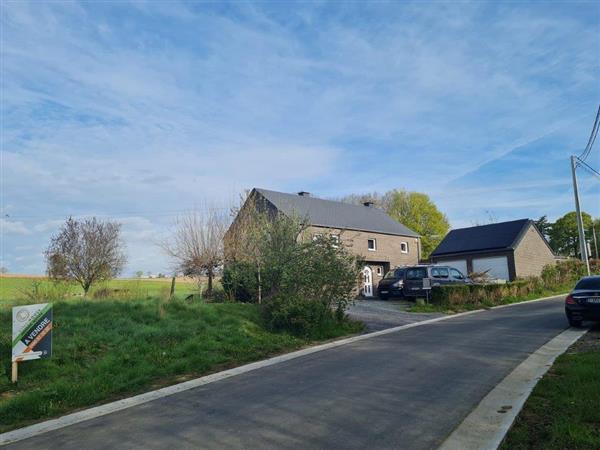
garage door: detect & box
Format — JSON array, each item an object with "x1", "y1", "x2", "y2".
[
  {"x1": 472, "y1": 256, "x2": 509, "y2": 281},
  {"x1": 442, "y1": 260, "x2": 468, "y2": 276}
]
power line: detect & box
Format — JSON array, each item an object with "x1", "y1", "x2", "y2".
[
  {"x1": 579, "y1": 104, "x2": 600, "y2": 162},
  {"x1": 576, "y1": 157, "x2": 600, "y2": 181}
]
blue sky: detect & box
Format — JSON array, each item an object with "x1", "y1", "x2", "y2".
[{"x1": 1, "y1": 0, "x2": 599, "y2": 275}]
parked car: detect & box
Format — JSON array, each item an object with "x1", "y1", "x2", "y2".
[
  {"x1": 377, "y1": 265, "x2": 470, "y2": 299},
  {"x1": 565, "y1": 275, "x2": 600, "y2": 327},
  {"x1": 377, "y1": 267, "x2": 407, "y2": 300}
]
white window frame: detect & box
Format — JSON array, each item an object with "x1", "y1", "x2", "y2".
[
  {"x1": 400, "y1": 242, "x2": 409, "y2": 254},
  {"x1": 367, "y1": 238, "x2": 377, "y2": 251},
  {"x1": 331, "y1": 235, "x2": 340, "y2": 248}
]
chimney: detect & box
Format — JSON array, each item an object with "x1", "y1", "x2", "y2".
[
  {"x1": 363, "y1": 201, "x2": 374, "y2": 208},
  {"x1": 298, "y1": 191, "x2": 311, "y2": 197}
]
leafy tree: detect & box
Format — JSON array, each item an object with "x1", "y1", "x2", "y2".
[
  {"x1": 534, "y1": 215, "x2": 552, "y2": 238},
  {"x1": 224, "y1": 207, "x2": 360, "y2": 335},
  {"x1": 548, "y1": 211, "x2": 593, "y2": 257},
  {"x1": 0, "y1": 266, "x2": 7, "y2": 274},
  {"x1": 386, "y1": 190, "x2": 450, "y2": 258},
  {"x1": 45, "y1": 217, "x2": 126, "y2": 295},
  {"x1": 135, "y1": 270, "x2": 144, "y2": 278}
]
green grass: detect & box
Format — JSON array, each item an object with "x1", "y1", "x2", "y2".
[
  {"x1": 408, "y1": 284, "x2": 570, "y2": 314},
  {"x1": 0, "y1": 276, "x2": 198, "y2": 308},
  {"x1": 0, "y1": 296, "x2": 361, "y2": 432},
  {"x1": 500, "y1": 329, "x2": 600, "y2": 449}
]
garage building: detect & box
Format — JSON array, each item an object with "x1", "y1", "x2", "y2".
[{"x1": 430, "y1": 219, "x2": 556, "y2": 281}]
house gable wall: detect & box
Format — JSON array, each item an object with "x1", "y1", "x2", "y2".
[{"x1": 513, "y1": 223, "x2": 556, "y2": 278}]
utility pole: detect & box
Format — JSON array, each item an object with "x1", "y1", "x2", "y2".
[{"x1": 570, "y1": 155, "x2": 590, "y2": 275}]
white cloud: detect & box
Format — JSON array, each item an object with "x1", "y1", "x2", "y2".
[{"x1": 1, "y1": 219, "x2": 31, "y2": 235}]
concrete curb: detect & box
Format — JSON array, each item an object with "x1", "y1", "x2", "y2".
[
  {"x1": 0, "y1": 293, "x2": 566, "y2": 446},
  {"x1": 439, "y1": 326, "x2": 587, "y2": 450}
]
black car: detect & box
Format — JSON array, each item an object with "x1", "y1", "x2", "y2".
[
  {"x1": 377, "y1": 268, "x2": 407, "y2": 300},
  {"x1": 565, "y1": 275, "x2": 600, "y2": 327}
]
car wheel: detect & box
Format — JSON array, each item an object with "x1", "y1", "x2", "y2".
[{"x1": 568, "y1": 317, "x2": 583, "y2": 328}]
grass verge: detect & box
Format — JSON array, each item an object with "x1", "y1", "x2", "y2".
[
  {"x1": 0, "y1": 297, "x2": 362, "y2": 433},
  {"x1": 500, "y1": 326, "x2": 600, "y2": 449}
]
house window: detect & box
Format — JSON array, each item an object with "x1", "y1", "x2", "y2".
[
  {"x1": 331, "y1": 235, "x2": 340, "y2": 248},
  {"x1": 367, "y1": 239, "x2": 377, "y2": 251},
  {"x1": 376, "y1": 266, "x2": 382, "y2": 276},
  {"x1": 400, "y1": 242, "x2": 409, "y2": 253}
]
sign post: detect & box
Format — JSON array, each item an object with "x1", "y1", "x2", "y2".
[
  {"x1": 422, "y1": 277, "x2": 432, "y2": 304},
  {"x1": 12, "y1": 303, "x2": 53, "y2": 383}
]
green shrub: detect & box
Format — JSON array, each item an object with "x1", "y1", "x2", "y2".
[
  {"x1": 221, "y1": 261, "x2": 258, "y2": 303},
  {"x1": 431, "y1": 259, "x2": 592, "y2": 309}
]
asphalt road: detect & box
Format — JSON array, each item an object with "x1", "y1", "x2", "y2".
[{"x1": 5, "y1": 296, "x2": 569, "y2": 450}]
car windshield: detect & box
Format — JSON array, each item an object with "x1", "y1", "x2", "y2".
[
  {"x1": 384, "y1": 269, "x2": 404, "y2": 279},
  {"x1": 574, "y1": 277, "x2": 600, "y2": 290},
  {"x1": 406, "y1": 268, "x2": 427, "y2": 280}
]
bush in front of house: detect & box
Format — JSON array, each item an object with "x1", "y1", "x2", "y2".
[
  {"x1": 431, "y1": 259, "x2": 597, "y2": 309},
  {"x1": 224, "y1": 212, "x2": 361, "y2": 337},
  {"x1": 221, "y1": 261, "x2": 258, "y2": 303}
]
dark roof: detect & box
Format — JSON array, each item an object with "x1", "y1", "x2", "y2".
[
  {"x1": 431, "y1": 219, "x2": 535, "y2": 257},
  {"x1": 254, "y1": 188, "x2": 419, "y2": 237}
]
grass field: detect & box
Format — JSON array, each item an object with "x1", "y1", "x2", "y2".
[
  {"x1": 500, "y1": 327, "x2": 600, "y2": 449},
  {"x1": 0, "y1": 277, "x2": 362, "y2": 432},
  {"x1": 0, "y1": 276, "x2": 199, "y2": 308}
]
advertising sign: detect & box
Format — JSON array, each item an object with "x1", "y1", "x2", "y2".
[{"x1": 12, "y1": 303, "x2": 53, "y2": 363}]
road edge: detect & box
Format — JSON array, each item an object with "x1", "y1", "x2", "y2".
[
  {"x1": 0, "y1": 293, "x2": 565, "y2": 446},
  {"x1": 438, "y1": 326, "x2": 587, "y2": 450}
]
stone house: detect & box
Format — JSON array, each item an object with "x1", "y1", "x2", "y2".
[
  {"x1": 225, "y1": 188, "x2": 421, "y2": 297},
  {"x1": 430, "y1": 219, "x2": 556, "y2": 281}
]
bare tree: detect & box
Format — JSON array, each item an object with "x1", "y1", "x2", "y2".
[
  {"x1": 45, "y1": 217, "x2": 127, "y2": 295},
  {"x1": 162, "y1": 208, "x2": 228, "y2": 298},
  {"x1": 0, "y1": 266, "x2": 8, "y2": 274}
]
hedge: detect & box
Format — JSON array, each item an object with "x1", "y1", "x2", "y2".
[{"x1": 430, "y1": 259, "x2": 598, "y2": 309}]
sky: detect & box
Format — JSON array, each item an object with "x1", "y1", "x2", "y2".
[{"x1": 1, "y1": 0, "x2": 599, "y2": 275}]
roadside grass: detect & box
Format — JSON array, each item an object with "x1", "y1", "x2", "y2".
[
  {"x1": 0, "y1": 296, "x2": 362, "y2": 433},
  {"x1": 500, "y1": 326, "x2": 600, "y2": 449},
  {"x1": 408, "y1": 284, "x2": 571, "y2": 314}
]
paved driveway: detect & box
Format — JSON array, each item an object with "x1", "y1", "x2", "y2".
[
  {"x1": 346, "y1": 299, "x2": 444, "y2": 331},
  {"x1": 5, "y1": 296, "x2": 569, "y2": 450}
]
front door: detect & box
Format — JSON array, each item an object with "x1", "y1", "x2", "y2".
[{"x1": 363, "y1": 266, "x2": 373, "y2": 297}]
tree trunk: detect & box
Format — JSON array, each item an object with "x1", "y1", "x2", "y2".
[
  {"x1": 169, "y1": 276, "x2": 176, "y2": 299},
  {"x1": 207, "y1": 270, "x2": 213, "y2": 298}
]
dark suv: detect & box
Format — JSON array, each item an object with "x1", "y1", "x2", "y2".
[
  {"x1": 377, "y1": 265, "x2": 469, "y2": 299},
  {"x1": 565, "y1": 276, "x2": 600, "y2": 327}
]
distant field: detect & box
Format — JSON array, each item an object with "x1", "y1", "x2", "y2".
[{"x1": 0, "y1": 276, "x2": 200, "y2": 308}]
